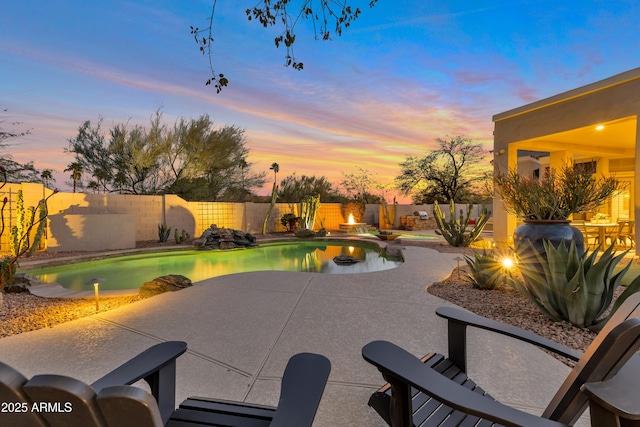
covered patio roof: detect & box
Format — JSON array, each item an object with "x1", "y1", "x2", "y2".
[{"x1": 491, "y1": 67, "x2": 640, "y2": 246}]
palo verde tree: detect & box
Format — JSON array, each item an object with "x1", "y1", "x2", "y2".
[
  {"x1": 191, "y1": 0, "x2": 378, "y2": 92},
  {"x1": 66, "y1": 111, "x2": 266, "y2": 200},
  {"x1": 339, "y1": 166, "x2": 384, "y2": 203},
  {"x1": 278, "y1": 173, "x2": 342, "y2": 203},
  {"x1": 396, "y1": 135, "x2": 486, "y2": 204}
]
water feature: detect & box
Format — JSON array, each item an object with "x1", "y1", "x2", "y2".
[{"x1": 23, "y1": 241, "x2": 403, "y2": 291}]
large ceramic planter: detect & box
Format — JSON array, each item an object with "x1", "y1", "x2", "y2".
[{"x1": 513, "y1": 220, "x2": 585, "y2": 261}]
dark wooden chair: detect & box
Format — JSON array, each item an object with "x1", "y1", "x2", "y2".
[
  {"x1": 363, "y1": 292, "x2": 640, "y2": 427},
  {"x1": 0, "y1": 341, "x2": 331, "y2": 427}
]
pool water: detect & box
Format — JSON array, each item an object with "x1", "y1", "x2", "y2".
[{"x1": 24, "y1": 241, "x2": 403, "y2": 291}]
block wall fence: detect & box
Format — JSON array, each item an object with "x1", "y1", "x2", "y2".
[{"x1": 0, "y1": 183, "x2": 489, "y2": 252}]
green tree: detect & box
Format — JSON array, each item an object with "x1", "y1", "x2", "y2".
[
  {"x1": 67, "y1": 112, "x2": 266, "y2": 200},
  {"x1": 278, "y1": 174, "x2": 341, "y2": 202},
  {"x1": 340, "y1": 167, "x2": 384, "y2": 203},
  {"x1": 93, "y1": 167, "x2": 111, "y2": 194},
  {"x1": 192, "y1": 0, "x2": 378, "y2": 91},
  {"x1": 396, "y1": 135, "x2": 486, "y2": 203},
  {"x1": 64, "y1": 162, "x2": 84, "y2": 193}
]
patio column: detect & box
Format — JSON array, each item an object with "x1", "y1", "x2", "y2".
[
  {"x1": 549, "y1": 150, "x2": 573, "y2": 169},
  {"x1": 634, "y1": 118, "x2": 640, "y2": 250}
]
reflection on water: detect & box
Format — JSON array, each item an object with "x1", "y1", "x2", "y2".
[{"x1": 25, "y1": 242, "x2": 403, "y2": 291}]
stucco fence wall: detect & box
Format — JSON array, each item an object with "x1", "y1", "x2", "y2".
[{"x1": 0, "y1": 183, "x2": 491, "y2": 252}]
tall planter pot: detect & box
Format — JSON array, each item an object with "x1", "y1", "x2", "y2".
[{"x1": 513, "y1": 220, "x2": 585, "y2": 262}]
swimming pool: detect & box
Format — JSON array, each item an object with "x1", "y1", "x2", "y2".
[{"x1": 23, "y1": 241, "x2": 403, "y2": 291}]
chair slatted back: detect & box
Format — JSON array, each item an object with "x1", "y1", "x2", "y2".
[
  {"x1": 543, "y1": 292, "x2": 640, "y2": 424},
  {"x1": 96, "y1": 385, "x2": 164, "y2": 427},
  {"x1": 16, "y1": 374, "x2": 166, "y2": 427},
  {"x1": 23, "y1": 374, "x2": 107, "y2": 427},
  {"x1": 0, "y1": 362, "x2": 47, "y2": 427}
]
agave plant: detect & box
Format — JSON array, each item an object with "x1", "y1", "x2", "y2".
[
  {"x1": 433, "y1": 201, "x2": 490, "y2": 247},
  {"x1": 158, "y1": 223, "x2": 171, "y2": 242},
  {"x1": 508, "y1": 239, "x2": 640, "y2": 330},
  {"x1": 464, "y1": 250, "x2": 507, "y2": 290}
]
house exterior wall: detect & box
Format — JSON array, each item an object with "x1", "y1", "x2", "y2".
[{"x1": 492, "y1": 69, "x2": 640, "y2": 247}]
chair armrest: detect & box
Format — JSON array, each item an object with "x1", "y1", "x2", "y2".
[
  {"x1": 270, "y1": 353, "x2": 331, "y2": 427},
  {"x1": 363, "y1": 340, "x2": 571, "y2": 427},
  {"x1": 91, "y1": 341, "x2": 187, "y2": 424},
  {"x1": 582, "y1": 362, "x2": 640, "y2": 422},
  {"x1": 436, "y1": 307, "x2": 582, "y2": 372}
]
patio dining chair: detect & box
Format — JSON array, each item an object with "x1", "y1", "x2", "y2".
[
  {"x1": 604, "y1": 221, "x2": 626, "y2": 248},
  {"x1": 619, "y1": 220, "x2": 636, "y2": 249},
  {"x1": 363, "y1": 293, "x2": 640, "y2": 427},
  {"x1": 0, "y1": 341, "x2": 331, "y2": 427},
  {"x1": 572, "y1": 220, "x2": 599, "y2": 250}
]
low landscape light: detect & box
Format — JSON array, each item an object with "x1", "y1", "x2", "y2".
[
  {"x1": 453, "y1": 256, "x2": 464, "y2": 279},
  {"x1": 502, "y1": 257, "x2": 515, "y2": 269},
  {"x1": 86, "y1": 277, "x2": 106, "y2": 311}
]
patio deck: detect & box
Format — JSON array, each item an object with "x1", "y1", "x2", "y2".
[{"x1": 0, "y1": 245, "x2": 584, "y2": 426}]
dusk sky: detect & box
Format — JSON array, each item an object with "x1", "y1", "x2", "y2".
[{"x1": 2, "y1": 1, "x2": 639, "y2": 201}]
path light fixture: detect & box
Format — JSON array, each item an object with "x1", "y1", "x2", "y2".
[
  {"x1": 86, "y1": 277, "x2": 106, "y2": 311},
  {"x1": 501, "y1": 257, "x2": 514, "y2": 269}
]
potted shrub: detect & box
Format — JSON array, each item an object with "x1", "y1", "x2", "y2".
[{"x1": 493, "y1": 162, "x2": 622, "y2": 256}]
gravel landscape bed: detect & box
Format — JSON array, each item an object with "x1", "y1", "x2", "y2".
[
  {"x1": 427, "y1": 266, "x2": 601, "y2": 362},
  {"x1": 0, "y1": 237, "x2": 612, "y2": 361}
]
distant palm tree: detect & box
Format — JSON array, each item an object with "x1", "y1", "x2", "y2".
[
  {"x1": 262, "y1": 162, "x2": 280, "y2": 235},
  {"x1": 87, "y1": 181, "x2": 99, "y2": 194},
  {"x1": 270, "y1": 162, "x2": 279, "y2": 183},
  {"x1": 64, "y1": 162, "x2": 83, "y2": 193},
  {"x1": 40, "y1": 169, "x2": 55, "y2": 189}
]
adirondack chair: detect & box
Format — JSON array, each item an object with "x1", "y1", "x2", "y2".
[
  {"x1": 0, "y1": 341, "x2": 331, "y2": 427},
  {"x1": 363, "y1": 292, "x2": 640, "y2": 427}
]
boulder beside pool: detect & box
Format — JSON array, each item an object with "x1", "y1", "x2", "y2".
[
  {"x1": 193, "y1": 224, "x2": 257, "y2": 249},
  {"x1": 139, "y1": 274, "x2": 192, "y2": 297}
]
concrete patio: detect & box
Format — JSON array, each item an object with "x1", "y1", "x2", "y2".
[{"x1": 0, "y1": 245, "x2": 583, "y2": 426}]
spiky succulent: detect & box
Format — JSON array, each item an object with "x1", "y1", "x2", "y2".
[
  {"x1": 509, "y1": 239, "x2": 640, "y2": 330},
  {"x1": 464, "y1": 250, "x2": 506, "y2": 290},
  {"x1": 433, "y1": 201, "x2": 490, "y2": 247}
]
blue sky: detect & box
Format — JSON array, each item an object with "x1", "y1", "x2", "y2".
[{"x1": 2, "y1": 0, "x2": 639, "y2": 199}]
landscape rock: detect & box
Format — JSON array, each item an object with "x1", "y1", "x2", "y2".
[
  {"x1": 139, "y1": 274, "x2": 192, "y2": 297},
  {"x1": 295, "y1": 227, "x2": 327, "y2": 238},
  {"x1": 193, "y1": 224, "x2": 258, "y2": 250},
  {"x1": 3, "y1": 274, "x2": 44, "y2": 293}
]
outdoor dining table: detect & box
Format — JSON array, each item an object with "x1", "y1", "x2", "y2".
[{"x1": 585, "y1": 222, "x2": 618, "y2": 245}]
